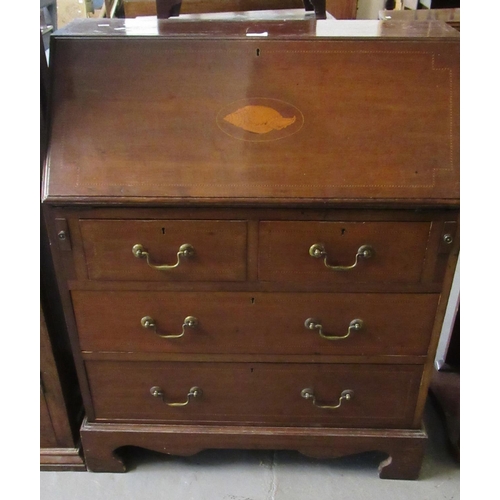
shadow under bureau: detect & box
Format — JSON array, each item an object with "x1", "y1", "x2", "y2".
[{"x1": 42, "y1": 17, "x2": 459, "y2": 479}]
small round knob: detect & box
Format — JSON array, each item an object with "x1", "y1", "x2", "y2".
[
  {"x1": 141, "y1": 316, "x2": 155, "y2": 329},
  {"x1": 132, "y1": 244, "x2": 145, "y2": 258},
  {"x1": 301, "y1": 388, "x2": 314, "y2": 400},
  {"x1": 350, "y1": 319, "x2": 364, "y2": 331},
  {"x1": 179, "y1": 243, "x2": 195, "y2": 258},
  {"x1": 150, "y1": 386, "x2": 163, "y2": 398},
  {"x1": 358, "y1": 245, "x2": 374, "y2": 259},
  {"x1": 443, "y1": 234, "x2": 453, "y2": 245},
  {"x1": 184, "y1": 316, "x2": 198, "y2": 328},
  {"x1": 342, "y1": 390, "x2": 353, "y2": 401},
  {"x1": 309, "y1": 244, "x2": 326, "y2": 258}
]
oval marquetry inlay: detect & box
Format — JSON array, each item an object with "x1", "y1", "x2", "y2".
[{"x1": 217, "y1": 98, "x2": 304, "y2": 142}]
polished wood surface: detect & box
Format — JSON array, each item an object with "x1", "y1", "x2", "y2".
[
  {"x1": 43, "y1": 18, "x2": 460, "y2": 478},
  {"x1": 72, "y1": 291, "x2": 438, "y2": 355},
  {"x1": 40, "y1": 35, "x2": 85, "y2": 471},
  {"x1": 79, "y1": 220, "x2": 247, "y2": 281},
  {"x1": 81, "y1": 419, "x2": 427, "y2": 478},
  {"x1": 45, "y1": 18, "x2": 459, "y2": 206},
  {"x1": 259, "y1": 221, "x2": 432, "y2": 284},
  {"x1": 86, "y1": 360, "x2": 422, "y2": 427}
]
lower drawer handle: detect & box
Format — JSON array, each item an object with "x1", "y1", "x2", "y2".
[
  {"x1": 309, "y1": 243, "x2": 374, "y2": 271},
  {"x1": 141, "y1": 315, "x2": 198, "y2": 339},
  {"x1": 304, "y1": 318, "x2": 363, "y2": 340},
  {"x1": 301, "y1": 388, "x2": 353, "y2": 409},
  {"x1": 132, "y1": 243, "x2": 195, "y2": 270},
  {"x1": 150, "y1": 386, "x2": 202, "y2": 406}
]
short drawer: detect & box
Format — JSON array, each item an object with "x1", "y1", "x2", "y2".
[
  {"x1": 80, "y1": 219, "x2": 247, "y2": 281},
  {"x1": 86, "y1": 361, "x2": 422, "y2": 428},
  {"x1": 258, "y1": 221, "x2": 431, "y2": 284},
  {"x1": 73, "y1": 291, "x2": 438, "y2": 356}
]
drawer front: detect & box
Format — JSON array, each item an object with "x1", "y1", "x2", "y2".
[
  {"x1": 80, "y1": 220, "x2": 247, "y2": 281},
  {"x1": 86, "y1": 361, "x2": 422, "y2": 428},
  {"x1": 73, "y1": 291, "x2": 438, "y2": 356},
  {"x1": 259, "y1": 221, "x2": 431, "y2": 284}
]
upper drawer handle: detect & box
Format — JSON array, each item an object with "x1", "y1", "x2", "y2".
[
  {"x1": 301, "y1": 388, "x2": 354, "y2": 410},
  {"x1": 132, "y1": 243, "x2": 195, "y2": 270},
  {"x1": 309, "y1": 244, "x2": 374, "y2": 271},
  {"x1": 304, "y1": 318, "x2": 363, "y2": 340},
  {"x1": 141, "y1": 315, "x2": 198, "y2": 339},
  {"x1": 150, "y1": 386, "x2": 202, "y2": 407}
]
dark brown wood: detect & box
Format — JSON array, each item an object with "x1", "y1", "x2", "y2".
[
  {"x1": 42, "y1": 18, "x2": 459, "y2": 479},
  {"x1": 40, "y1": 33, "x2": 85, "y2": 472},
  {"x1": 258, "y1": 221, "x2": 432, "y2": 284},
  {"x1": 40, "y1": 303, "x2": 86, "y2": 471},
  {"x1": 79, "y1": 219, "x2": 247, "y2": 281},
  {"x1": 86, "y1": 361, "x2": 422, "y2": 427},
  {"x1": 124, "y1": 1, "x2": 315, "y2": 18},
  {"x1": 325, "y1": 0, "x2": 357, "y2": 19},
  {"x1": 124, "y1": 0, "x2": 357, "y2": 19},
  {"x1": 72, "y1": 291, "x2": 438, "y2": 356},
  {"x1": 44, "y1": 19, "x2": 459, "y2": 206},
  {"x1": 40, "y1": 387, "x2": 58, "y2": 449},
  {"x1": 80, "y1": 419, "x2": 427, "y2": 479},
  {"x1": 156, "y1": 0, "x2": 183, "y2": 18}
]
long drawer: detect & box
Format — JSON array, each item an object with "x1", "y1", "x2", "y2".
[
  {"x1": 73, "y1": 291, "x2": 439, "y2": 356},
  {"x1": 258, "y1": 221, "x2": 432, "y2": 284},
  {"x1": 86, "y1": 361, "x2": 423, "y2": 428},
  {"x1": 79, "y1": 219, "x2": 248, "y2": 281}
]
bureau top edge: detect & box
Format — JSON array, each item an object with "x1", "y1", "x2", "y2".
[
  {"x1": 40, "y1": 194, "x2": 460, "y2": 209},
  {"x1": 52, "y1": 18, "x2": 459, "y2": 41}
]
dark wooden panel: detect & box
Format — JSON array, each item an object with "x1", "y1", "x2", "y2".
[
  {"x1": 326, "y1": 0, "x2": 357, "y2": 19},
  {"x1": 79, "y1": 220, "x2": 247, "y2": 281},
  {"x1": 73, "y1": 291, "x2": 438, "y2": 356},
  {"x1": 45, "y1": 22, "x2": 459, "y2": 204},
  {"x1": 123, "y1": 1, "x2": 357, "y2": 19},
  {"x1": 259, "y1": 221, "x2": 431, "y2": 284},
  {"x1": 40, "y1": 387, "x2": 58, "y2": 448},
  {"x1": 86, "y1": 361, "x2": 422, "y2": 428}
]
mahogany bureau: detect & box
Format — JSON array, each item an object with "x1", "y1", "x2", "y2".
[{"x1": 42, "y1": 17, "x2": 460, "y2": 479}]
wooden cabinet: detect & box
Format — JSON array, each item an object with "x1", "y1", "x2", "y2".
[
  {"x1": 40, "y1": 32, "x2": 85, "y2": 471},
  {"x1": 40, "y1": 301, "x2": 86, "y2": 470},
  {"x1": 42, "y1": 17, "x2": 459, "y2": 479}
]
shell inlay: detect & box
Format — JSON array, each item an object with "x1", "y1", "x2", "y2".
[{"x1": 223, "y1": 105, "x2": 297, "y2": 134}]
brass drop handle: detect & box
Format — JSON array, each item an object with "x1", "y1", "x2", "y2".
[
  {"x1": 304, "y1": 318, "x2": 363, "y2": 341},
  {"x1": 301, "y1": 388, "x2": 354, "y2": 409},
  {"x1": 132, "y1": 243, "x2": 195, "y2": 270},
  {"x1": 309, "y1": 244, "x2": 374, "y2": 271},
  {"x1": 150, "y1": 386, "x2": 202, "y2": 406},
  {"x1": 141, "y1": 315, "x2": 198, "y2": 339}
]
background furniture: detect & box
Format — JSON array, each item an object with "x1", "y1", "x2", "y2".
[
  {"x1": 121, "y1": 0, "x2": 358, "y2": 19},
  {"x1": 379, "y1": 6, "x2": 459, "y2": 31},
  {"x1": 40, "y1": 35, "x2": 85, "y2": 472}
]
